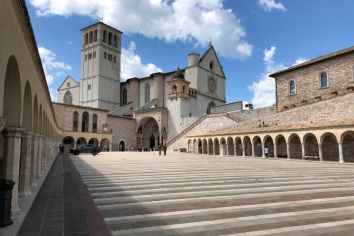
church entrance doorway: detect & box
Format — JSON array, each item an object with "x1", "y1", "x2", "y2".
[
  {"x1": 119, "y1": 141, "x2": 125, "y2": 151},
  {"x1": 150, "y1": 135, "x2": 155, "y2": 150},
  {"x1": 136, "y1": 117, "x2": 160, "y2": 151}
]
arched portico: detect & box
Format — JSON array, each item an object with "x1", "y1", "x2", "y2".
[
  {"x1": 208, "y1": 138, "x2": 213, "y2": 154},
  {"x1": 304, "y1": 133, "x2": 319, "y2": 160},
  {"x1": 136, "y1": 117, "x2": 160, "y2": 151},
  {"x1": 341, "y1": 131, "x2": 354, "y2": 162},
  {"x1": 100, "y1": 138, "x2": 110, "y2": 151},
  {"x1": 263, "y1": 135, "x2": 274, "y2": 157},
  {"x1": 76, "y1": 137, "x2": 87, "y2": 147},
  {"x1": 214, "y1": 138, "x2": 220, "y2": 155},
  {"x1": 288, "y1": 133, "x2": 302, "y2": 159},
  {"x1": 244, "y1": 136, "x2": 252, "y2": 156},
  {"x1": 253, "y1": 136, "x2": 262, "y2": 157},
  {"x1": 275, "y1": 135, "x2": 287, "y2": 158},
  {"x1": 227, "y1": 137, "x2": 234, "y2": 156},
  {"x1": 321, "y1": 133, "x2": 339, "y2": 162}
]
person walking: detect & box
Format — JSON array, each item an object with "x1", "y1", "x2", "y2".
[
  {"x1": 92, "y1": 144, "x2": 98, "y2": 156},
  {"x1": 264, "y1": 145, "x2": 269, "y2": 159}
]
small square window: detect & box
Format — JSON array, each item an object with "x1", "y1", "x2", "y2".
[
  {"x1": 88, "y1": 84, "x2": 91, "y2": 90},
  {"x1": 66, "y1": 82, "x2": 70, "y2": 87}
]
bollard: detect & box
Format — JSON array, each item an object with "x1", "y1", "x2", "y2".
[{"x1": 0, "y1": 179, "x2": 15, "y2": 227}]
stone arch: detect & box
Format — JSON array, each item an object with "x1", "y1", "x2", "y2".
[
  {"x1": 193, "y1": 139, "x2": 197, "y2": 153},
  {"x1": 214, "y1": 138, "x2": 220, "y2": 155},
  {"x1": 198, "y1": 139, "x2": 202, "y2": 154},
  {"x1": 114, "y1": 35, "x2": 118, "y2": 47},
  {"x1": 89, "y1": 30, "x2": 93, "y2": 43},
  {"x1": 288, "y1": 133, "x2": 302, "y2": 159},
  {"x1": 76, "y1": 137, "x2": 87, "y2": 147},
  {"x1": 227, "y1": 137, "x2": 234, "y2": 156},
  {"x1": 244, "y1": 136, "x2": 252, "y2": 156},
  {"x1": 202, "y1": 139, "x2": 207, "y2": 154},
  {"x1": 220, "y1": 137, "x2": 226, "y2": 155},
  {"x1": 88, "y1": 138, "x2": 99, "y2": 145},
  {"x1": 22, "y1": 81, "x2": 33, "y2": 131},
  {"x1": 103, "y1": 30, "x2": 107, "y2": 42},
  {"x1": 208, "y1": 138, "x2": 213, "y2": 154},
  {"x1": 64, "y1": 90, "x2": 72, "y2": 105},
  {"x1": 100, "y1": 138, "x2": 110, "y2": 151},
  {"x1": 3, "y1": 55, "x2": 21, "y2": 127},
  {"x1": 253, "y1": 136, "x2": 262, "y2": 157},
  {"x1": 136, "y1": 117, "x2": 160, "y2": 150},
  {"x1": 341, "y1": 131, "x2": 354, "y2": 162},
  {"x1": 119, "y1": 140, "x2": 126, "y2": 151},
  {"x1": 108, "y1": 32, "x2": 113, "y2": 45},
  {"x1": 33, "y1": 95, "x2": 38, "y2": 133},
  {"x1": 263, "y1": 135, "x2": 274, "y2": 157},
  {"x1": 172, "y1": 85, "x2": 177, "y2": 94},
  {"x1": 275, "y1": 134, "x2": 287, "y2": 158},
  {"x1": 235, "y1": 137, "x2": 243, "y2": 156},
  {"x1": 63, "y1": 136, "x2": 75, "y2": 148},
  {"x1": 82, "y1": 111, "x2": 89, "y2": 132},
  {"x1": 304, "y1": 133, "x2": 319, "y2": 160},
  {"x1": 321, "y1": 132, "x2": 339, "y2": 162}
]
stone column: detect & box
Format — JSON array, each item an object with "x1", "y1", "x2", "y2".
[
  {"x1": 261, "y1": 142, "x2": 265, "y2": 158},
  {"x1": 234, "y1": 143, "x2": 237, "y2": 156},
  {"x1": 3, "y1": 127, "x2": 24, "y2": 215},
  {"x1": 31, "y1": 134, "x2": 39, "y2": 185},
  {"x1": 301, "y1": 142, "x2": 305, "y2": 160},
  {"x1": 36, "y1": 135, "x2": 43, "y2": 178},
  {"x1": 286, "y1": 142, "x2": 290, "y2": 159},
  {"x1": 252, "y1": 142, "x2": 256, "y2": 157},
  {"x1": 318, "y1": 143, "x2": 323, "y2": 161},
  {"x1": 274, "y1": 143, "x2": 278, "y2": 158},
  {"x1": 19, "y1": 131, "x2": 33, "y2": 196},
  {"x1": 213, "y1": 142, "x2": 216, "y2": 155},
  {"x1": 220, "y1": 144, "x2": 224, "y2": 156},
  {"x1": 338, "y1": 143, "x2": 344, "y2": 163},
  {"x1": 225, "y1": 143, "x2": 228, "y2": 156},
  {"x1": 242, "y1": 142, "x2": 245, "y2": 156}
]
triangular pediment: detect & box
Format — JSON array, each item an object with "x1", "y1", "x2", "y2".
[
  {"x1": 199, "y1": 46, "x2": 225, "y2": 78},
  {"x1": 58, "y1": 76, "x2": 80, "y2": 91}
]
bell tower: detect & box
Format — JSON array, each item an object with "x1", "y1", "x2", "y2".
[{"x1": 80, "y1": 22, "x2": 122, "y2": 110}]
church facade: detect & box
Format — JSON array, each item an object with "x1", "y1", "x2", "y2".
[{"x1": 55, "y1": 22, "x2": 226, "y2": 151}]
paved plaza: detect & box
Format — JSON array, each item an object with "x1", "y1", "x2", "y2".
[{"x1": 70, "y1": 152, "x2": 354, "y2": 236}]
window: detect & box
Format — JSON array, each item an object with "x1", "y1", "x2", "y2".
[
  {"x1": 66, "y1": 82, "x2": 71, "y2": 87},
  {"x1": 82, "y1": 112, "x2": 89, "y2": 132},
  {"x1": 92, "y1": 114, "x2": 98, "y2": 133},
  {"x1": 172, "y1": 85, "x2": 177, "y2": 94},
  {"x1": 207, "y1": 101, "x2": 215, "y2": 114},
  {"x1": 73, "y1": 111, "x2": 78, "y2": 131},
  {"x1": 85, "y1": 54, "x2": 87, "y2": 61},
  {"x1": 289, "y1": 80, "x2": 296, "y2": 95},
  {"x1": 93, "y1": 51, "x2": 96, "y2": 58},
  {"x1": 209, "y1": 61, "x2": 214, "y2": 70},
  {"x1": 84, "y1": 33, "x2": 88, "y2": 44},
  {"x1": 89, "y1": 31, "x2": 93, "y2": 43},
  {"x1": 103, "y1": 30, "x2": 107, "y2": 43},
  {"x1": 144, "y1": 83, "x2": 150, "y2": 104},
  {"x1": 103, "y1": 52, "x2": 107, "y2": 59},
  {"x1": 88, "y1": 53, "x2": 92, "y2": 60},
  {"x1": 94, "y1": 29, "x2": 97, "y2": 42},
  {"x1": 87, "y1": 84, "x2": 91, "y2": 90},
  {"x1": 108, "y1": 54, "x2": 112, "y2": 61},
  {"x1": 182, "y1": 85, "x2": 186, "y2": 94},
  {"x1": 320, "y1": 72, "x2": 328, "y2": 88},
  {"x1": 114, "y1": 35, "x2": 118, "y2": 47},
  {"x1": 63, "y1": 90, "x2": 72, "y2": 105},
  {"x1": 108, "y1": 32, "x2": 112, "y2": 45}
]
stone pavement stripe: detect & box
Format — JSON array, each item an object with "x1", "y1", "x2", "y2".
[
  {"x1": 104, "y1": 195, "x2": 354, "y2": 223},
  {"x1": 90, "y1": 181, "x2": 354, "y2": 198},
  {"x1": 227, "y1": 219, "x2": 354, "y2": 236},
  {"x1": 110, "y1": 206, "x2": 354, "y2": 235},
  {"x1": 95, "y1": 186, "x2": 354, "y2": 208}
]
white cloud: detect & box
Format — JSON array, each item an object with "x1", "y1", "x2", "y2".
[
  {"x1": 258, "y1": 0, "x2": 286, "y2": 12},
  {"x1": 29, "y1": 0, "x2": 252, "y2": 59},
  {"x1": 38, "y1": 46, "x2": 71, "y2": 101},
  {"x1": 249, "y1": 46, "x2": 286, "y2": 108},
  {"x1": 67, "y1": 41, "x2": 73, "y2": 45},
  {"x1": 293, "y1": 57, "x2": 309, "y2": 66},
  {"x1": 121, "y1": 41, "x2": 163, "y2": 81}
]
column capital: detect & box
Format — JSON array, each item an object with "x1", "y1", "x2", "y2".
[
  {"x1": 4, "y1": 127, "x2": 24, "y2": 138},
  {"x1": 22, "y1": 130, "x2": 34, "y2": 138}
]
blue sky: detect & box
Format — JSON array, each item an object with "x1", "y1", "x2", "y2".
[{"x1": 26, "y1": 0, "x2": 354, "y2": 107}]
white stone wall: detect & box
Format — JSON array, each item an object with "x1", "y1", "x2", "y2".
[{"x1": 57, "y1": 86, "x2": 80, "y2": 105}]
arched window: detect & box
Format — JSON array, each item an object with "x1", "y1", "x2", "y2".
[
  {"x1": 82, "y1": 112, "x2": 89, "y2": 132},
  {"x1": 207, "y1": 101, "x2": 215, "y2": 114},
  {"x1": 289, "y1": 80, "x2": 296, "y2": 95},
  {"x1": 121, "y1": 88, "x2": 127, "y2": 106},
  {"x1": 108, "y1": 32, "x2": 112, "y2": 45},
  {"x1": 63, "y1": 90, "x2": 72, "y2": 104},
  {"x1": 92, "y1": 113, "x2": 98, "y2": 133},
  {"x1": 103, "y1": 30, "x2": 107, "y2": 43},
  {"x1": 172, "y1": 85, "x2": 177, "y2": 94},
  {"x1": 114, "y1": 35, "x2": 118, "y2": 47},
  {"x1": 73, "y1": 111, "x2": 78, "y2": 131},
  {"x1": 89, "y1": 31, "x2": 93, "y2": 43},
  {"x1": 145, "y1": 83, "x2": 150, "y2": 104},
  {"x1": 209, "y1": 61, "x2": 214, "y2": 70},
  {"x1": 182, "y1": 85, "x2": 186, "y2": 94},
  {"x1": 84, "y1": 33, "x2": 88, "y2": 44},
  {"x1": 320, "y1": 72, "x2": 328, "y2": 88},
  {"x1": 94, "y1": 29, "x2": 97, "y2": 42}
]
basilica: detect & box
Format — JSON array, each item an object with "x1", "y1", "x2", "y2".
[{"x1": 55, "y1": 22, "x2": 227, "y2": 151}]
